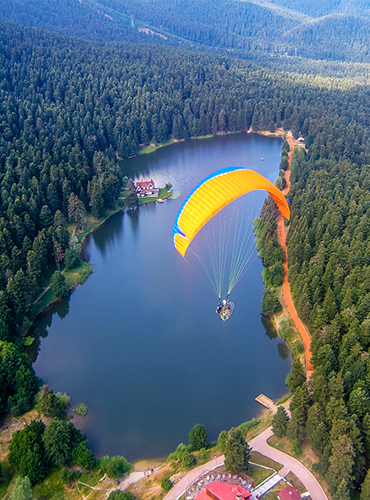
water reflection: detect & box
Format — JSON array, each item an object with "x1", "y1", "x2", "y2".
[
  {"x1": 27, "y1": 295, "x2": 71, "y2": 362},
  {"x1": 277, "y1": 341, "x2": 290, "y2": 360},
  {"x1": 92, "y1": 211, "x2": 125, "y2": 256},
  {"x1": 262, "y1": 315, "x2": 277, "y2": 339},
  {"x1": 126, "y1": 206, "x2": 140, "y2": 234},
  {"x1": 56, "y1": 296, "x2": 70, "y2": 320},
  {"x1": 81, "y1": 236, "x2": 91, "y2": 263}
]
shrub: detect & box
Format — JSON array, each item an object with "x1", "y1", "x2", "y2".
[
  {"x1": 217, "y1": 430, "x2": 228, "y2": 453},
  {"x1": 198, "y1": 447, "x2": 209, "y2": 460},
  {"x1": 74, "y1": 403, "x2": 87, "y2": 416},
  {"x1": 108, "y1": 491, "x2": 134, "y2": 500},
  {"x1": 60, "y1": 467, "x2": 73, "y2": 484},
  {"x1": 291, "y1": 438, "x2": 302, "y2": 456},
  {"x1": 97, "y1": 455, "x2": 110, "y2": 472},
  {"x1": 161, "y1": 477, "x2": 173, "y2": 491},
  {"x1": 189, "y1": 424, "x2": 208, "y2": 451},
  {"x1": 72, "y1": 441, "x2": 95, "y2": 470},
  {"x1": 106, "y1": 456, "x2": 132, "y2": 479},
  {"x1": 56, "y1": 392, "x2": 71, "y2": 410},
  {"x1": 238, "y1": 418, "x2": 260, "y2": 433}
]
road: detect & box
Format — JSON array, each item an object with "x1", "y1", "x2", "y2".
[
  {"x1": 278, "y1": 133, "x2": 314, "y2": 376},
  {"x1": 163, "y1": 426, "x2": 328, "y2": 500},
  {"x1": 250, "y1": 428, "x2": 327, "y2": 499}
]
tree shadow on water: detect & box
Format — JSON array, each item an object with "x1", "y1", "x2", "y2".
[
  {"x1": 261, "y1": 315, "x2": 277, "y2": 339},
  {"x1": 277, "y1": 341, "x2": 290, "y2": 360},
  {"x1": 26, "y1": 295, "x2": 70, "y2": 362},
  {"x1": 92, "y1": 210, "x2": 124, "y2": 256},
  {"x1": 127, "y1": 206, "x2": 140, "y2": 234}
]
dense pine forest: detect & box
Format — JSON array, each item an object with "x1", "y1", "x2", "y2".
[{"x1": 2, "y1": 0, "x2": 370, "y2": 497}]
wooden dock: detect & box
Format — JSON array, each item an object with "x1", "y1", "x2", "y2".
[{"x1": 255, "y1": 394, "x2": 274, "y2": 409}]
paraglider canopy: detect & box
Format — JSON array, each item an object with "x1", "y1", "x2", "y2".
[
  {"x1": 173, "y1": 167, "x2": 290, "y2": 315},
  {"x1": 173, "y1": 167, "x2": 290, "y2": 257}
]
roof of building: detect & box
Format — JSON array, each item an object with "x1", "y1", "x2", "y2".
[
  {"x1": 278, "y1": 486, "x2": 301, "y2": 500},
  {"x1": 135, "y1": 179, "x2": 155, "y2": 189},
  {"x1": 196, "y1": 489, "x2": 209, "y2": 500},
  {"x1": 198, "y1": 481, "x2": 251, "y2": 500}
]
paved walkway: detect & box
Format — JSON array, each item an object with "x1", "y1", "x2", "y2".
[
  {"x1": 163, "y1": 427, "x2": 327, "y2": 500},
  {"x1": 250, "y1": 428, "x2": 327, "y2": 500},
  {"x1": 251, "y1": 472, "x2": 282, "y2": 498}
]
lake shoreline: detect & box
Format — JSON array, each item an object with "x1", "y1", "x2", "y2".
[
  {"x1": 32, "y1": 131, "x2": 292, "y2": 460},
  {"x1": 134, "y1": 128, "x2": 286, "y2": 157},
  {"x1": 36, "y1": 129, "x2": 284, "y2": 317}
]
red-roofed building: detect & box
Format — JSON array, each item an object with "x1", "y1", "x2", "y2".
[
  {"x1": 196, "y1": 482, "x2": 251, "y2": 500},
  {"x1": 277, "y1": 486, "x2": 300, "y2": 500},
  {"x1": 135, "y1": 178, "x2": 158, "y2": 197}
]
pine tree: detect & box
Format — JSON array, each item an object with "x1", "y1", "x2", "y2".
[
  {"x1": 51, "y1": 270, "x2": 68, "y2": 298},
  {"x1": 91, "y1": 182, "x2": 104, "y2": 219},
  {"x1": 361, "y1": 469, "x2": 370, "y2": 500},
  {"x1": 10, "y1": 476, "x2": 32, "y2": 500},
  {"x1": 224, "y1": 427, "x2": 251, "y2": 475},
  {"x1": 189, "y1": 424, "x2": 208, "y2": 451},
  {"x1": 272, "y1": 406, "x2": 289, "y2": 438}
]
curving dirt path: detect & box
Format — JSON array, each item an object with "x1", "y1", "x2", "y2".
[{"x1": 278, "y1": 133, "x2": 313, "y2": 376}]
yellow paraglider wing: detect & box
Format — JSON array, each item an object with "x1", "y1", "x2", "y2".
[{"x1": 173, "y1": 167, "x2": 290, "y2": 257}]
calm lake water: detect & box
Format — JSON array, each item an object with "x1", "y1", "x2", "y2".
[{"x1": 31, "y1": 133, "x2": 291, "y2": 461}]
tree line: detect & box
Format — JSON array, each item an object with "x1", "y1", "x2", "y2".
[{"x1": 257, "y1": 140, "x2": 370, "y2": 497}]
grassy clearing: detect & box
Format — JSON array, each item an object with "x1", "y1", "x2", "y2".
[
  {"x1": 285, "y1": 471, "x2": 307, "y2": 494},
  {"x1": 138, "y1": 139, "x2": 175, "y2": 155},
  {"x1": 275, "y1": 394, "x2": 291, "y2": 406},
  {"x1": 249, "y1": 450, "x2": 283, "y2": 487},
  {"x1": 138, "y1": 188, "x2": 172, "y2": 204},
  {"x1": 35, "y1": 262, "x2": 92, "y2": 312},
  {"x1": 261, "y1": 482, "x2": 286, "y2": 500},
  {"x1": 249, "y1": 465, "x2": 275, "y2": 486},
  {"x1": 74, "y1": 206, "x2": 122, "y2": 244},
  {"x1": 250, "y1": 451, "x2": 283, "y2": 471},
  {"x1": 267, "y1": 435, "x2": 330, "y2": 498},
  {"x1": 33, "y1": 469, "x2": 71, "y2": 500},
  {"x1": 64, "y1": 261, "x2": 93, "y2": 288},
  {"x1": 244, "y1": 413, "x2": 274, "y2": 442}
]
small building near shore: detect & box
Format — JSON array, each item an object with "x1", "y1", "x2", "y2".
[
  {"x1": 135, "y1": 178, "x2": 159, "y2": 198},
  {"x1": 278, "y1": 486, "x2": 300, "y2": 500},
  {"x1": 196, "y1": 482, "x2": 252, "y2": 500}
]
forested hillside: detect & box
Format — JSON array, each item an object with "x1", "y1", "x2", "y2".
[
  {"x1": 268, "y1": 0, "x2": 370, "y2": 18},
  {"x1": 2, "y1": 0, "x2": 370, "y2": 63},
  {"x1": 0, "y1": 0, "x2": 158, "y2": 44}
]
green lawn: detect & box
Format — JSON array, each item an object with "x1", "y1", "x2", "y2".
[
  {"x1": 250, "y1": 451, "x2": 283, "y2": 471},
  {"x1": 138, "y1": 188, "x2": 172, "y2": 204},
  {"x1": 249, "y1": 465, "x2": 275, "y2": 486},
  {"x1": 35, "y1": 262, "x2": 92, "y2": 312}
]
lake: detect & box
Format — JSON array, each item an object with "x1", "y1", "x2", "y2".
[{"x1": 31, "y1": 132, "x2": 291, "y2": 461}]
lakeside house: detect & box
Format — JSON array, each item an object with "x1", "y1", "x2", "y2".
[
  {"x1": 196, "y1": 482, "x2": 252, "y2": 500},
  {"x1": 135, "y1": 178, "x2": 159, "y2": 198}
]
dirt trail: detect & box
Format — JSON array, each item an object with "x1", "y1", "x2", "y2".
[{"x1": 278, "y1": 134, "x2": 314, "y2": 376}]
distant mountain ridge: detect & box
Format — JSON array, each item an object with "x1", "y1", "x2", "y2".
[{"x1": 1, "y1": 0, "x2": 370, "y2": 64}]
